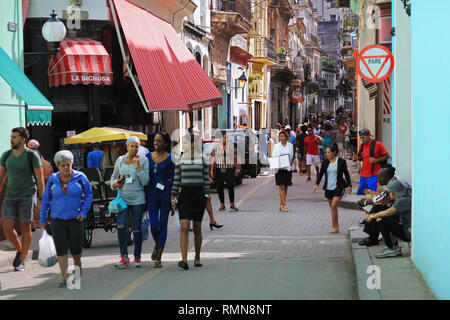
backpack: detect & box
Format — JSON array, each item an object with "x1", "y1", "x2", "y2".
[
  {"x1": 357, "y1": 140, "x2": 388, "y2": 175},
  {"x1": 4, "y1": 149, "x2": 37, "y2": 182}
]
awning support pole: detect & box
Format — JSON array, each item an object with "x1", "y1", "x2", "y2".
[{"x1": 109, "y1": 0, "x2": 150, "y2": 113}]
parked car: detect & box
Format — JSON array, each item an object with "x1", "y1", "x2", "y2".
[
  {"x1": 203, "y1": 139, "x2": 243, "y2": 186},
  {"x1": 214, "y1": 129, "x2": 260, "y2": 178}
]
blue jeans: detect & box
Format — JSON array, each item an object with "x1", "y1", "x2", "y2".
[
  {"x1": 117, "y1": 204, "x2": 145, "y2": 259},
  {"x1": 357, "y1": 175, "x2": 378, "y2": 195}
]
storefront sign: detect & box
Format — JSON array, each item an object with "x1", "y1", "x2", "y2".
[
  {"x1": 67, "y1": 130, "x2": 76, "y2": 138},
  {"x1": 70, "y1": 74, "x2": 111, "y2": 83},
  {"x1": 356, "y1": 44, "x2": 394, "y2": 83}
]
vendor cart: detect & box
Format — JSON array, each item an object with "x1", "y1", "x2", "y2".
[{"x1": 64, "y1": 127, "x2": 148, "y2": 248}]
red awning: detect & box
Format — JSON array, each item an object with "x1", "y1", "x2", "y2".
[
  {"x1": 112, "y1": 0, "x2": 222, "y2": 111},
  {"x1": 48, "y1": 38, "x2": 113, "y2": 87}
]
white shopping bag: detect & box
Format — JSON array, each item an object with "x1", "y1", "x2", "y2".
[
  {"x1": 38, "y1": 230, "x2": 57, "y2": 268},
  {"x1": 173, "y1": 209, "x2": 181, "y2": 231}
]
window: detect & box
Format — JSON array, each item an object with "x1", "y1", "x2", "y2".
[{"x1": 330, "y1": 15, "x2": 336, "y2": 21}]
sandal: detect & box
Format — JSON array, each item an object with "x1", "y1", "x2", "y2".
[
  {"x1": 281, "y1": 206, "x2": 289, "y2": 212},
  {"x1": 154, "y1": 260, "x2": 162, "y2": 268},
  {"x1": 178, "y1": 260, "x2": 189, "y2": 270}
]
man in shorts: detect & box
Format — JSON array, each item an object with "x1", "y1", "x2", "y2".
[
  {"x1": 0, "y1": 127, "x2": 45, "y2": 271},
  {"x1": 353, "y1": 128, "x2": 390, "y2": 195},
  {"x1": 304, "y1": 126, "x2": 322, "y2": 182}
]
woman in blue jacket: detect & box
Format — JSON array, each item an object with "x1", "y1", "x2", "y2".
[
  {"x1": 145, "y1": 131, "x2": 175, "y2": 268},
  {"x1": 40, "y1": 150, "x2": 93, "y2": 288}
]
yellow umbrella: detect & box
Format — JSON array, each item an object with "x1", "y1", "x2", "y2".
[{"x1": 64, "y1": 127, "x2": 147, "y2": 144}]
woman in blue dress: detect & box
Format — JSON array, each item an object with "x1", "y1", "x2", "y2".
[{"x1": 145, "y1": 131, "x2": 175, "y2": 268}]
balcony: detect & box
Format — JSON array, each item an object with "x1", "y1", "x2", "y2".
[
  {"x1": 249, "y1": 78, "x2": 263, "y2": 99},
  {"x1": 219, "y1": 0, "x2": 251, "y2": 22},
  {"x1": 252, "y1": 38, "x2": 277, "y2": 64},
  {"x1": 211, "y1": 0, "x2": 252, "y2": 38}
]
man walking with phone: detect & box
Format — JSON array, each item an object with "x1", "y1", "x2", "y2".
[{"x1": 0, "y1": 127, "x2": 45, "y2": 271}]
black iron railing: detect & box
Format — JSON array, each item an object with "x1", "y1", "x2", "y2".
[{"x1": 219, "y1": 0, "x2": 251, "y2": 22}]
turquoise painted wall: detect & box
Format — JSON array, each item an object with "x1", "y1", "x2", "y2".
[
  {"x1": 0, "y1": 0, "x2": 25, "y2": 152},
  {"x1": 217, "y1": 85, "x2": 228, "y2": 129},
  {"x1": 412, "y1": 0, "x2": 450, "y2": 299},
  {"x1": 392, "y1": 0, "x2": 412, "y2": 185}
]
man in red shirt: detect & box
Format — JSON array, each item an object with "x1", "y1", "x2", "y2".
[
  {"x1": 304, "y1": 126, "x2": 322, "y2": 181},
  {"x1": 353, "y1": 128, "x2": 390, "y2": 195}
]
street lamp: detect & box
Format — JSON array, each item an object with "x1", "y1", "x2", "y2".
[
  {"x1": 238, "y1": 72, "x2": 247, "y2": 89},
  {"x1": 228, "y1": 71, "x2": 247, "y2": 93},
  {"x1": 41, "y1": 10, "x2": 67, "y2": 56},
  {"x1": 25, "y1": 10, "x2": 67, "y2": 67}
]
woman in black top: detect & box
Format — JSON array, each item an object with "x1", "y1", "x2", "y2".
[
  {"x1": 210, "y1": 132, "x2": 238, "y2": 211},
  {"x1": 313, "y1": 144, "x2": 352, "y2": 233}
]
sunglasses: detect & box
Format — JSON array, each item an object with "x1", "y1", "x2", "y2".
[{"x1": 358, "y1": 130, "x2": 368, "y2": 135}]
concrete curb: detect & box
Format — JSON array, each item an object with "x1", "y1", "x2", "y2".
[
  {"x1": 339, "y1": 194, "x2": 360, "y2": 210},
  {"x1": 350, "y1": 225, "x2": 381, "y2": 300}
]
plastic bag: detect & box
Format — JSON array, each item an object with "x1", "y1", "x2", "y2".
[
  {"x1": 38, "y1": 230, "x2": 57, "y2": 268},
  {"x1": 173, "y1": 208, "x2": 181, "y2": 230},
  {"x1": 108, "y1": 189, "x2": 128, "y2": 214},
  {"x1": 141, "y1": 212, "x2": 150, "y2": 241}
]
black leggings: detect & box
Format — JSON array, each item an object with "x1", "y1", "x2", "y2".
[
  {"x1": 51, "y1": 218, "x2": 83, "y2": 256},
  {"x1": 215, "y1": 168, "x2": 235, "y2": 204}
]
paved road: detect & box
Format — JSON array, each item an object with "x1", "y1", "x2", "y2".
[{"x1": 0, "y1": 168, "x2": 364, "y2": 300}]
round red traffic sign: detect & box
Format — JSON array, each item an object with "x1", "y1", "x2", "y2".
[{"x1": 356, "y1": 45, "x2": 394, "y2": 83}]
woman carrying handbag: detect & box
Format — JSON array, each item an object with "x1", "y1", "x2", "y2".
[
  {"x1": 111, "y1": 136, "x2": 149, "y2": 268},
  {"x1": 313, "y1": 144, "x2": 352, "y2": 233}
]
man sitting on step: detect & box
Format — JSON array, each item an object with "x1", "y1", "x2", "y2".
[
  {"x1": 365, "y1": 178, "x2": 412, "y2": 259},
  {"x1": 358, "y1": 166, "x2": 397, "y2": 247}
]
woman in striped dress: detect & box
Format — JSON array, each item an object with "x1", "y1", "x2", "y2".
[{"x1": 171, "y1": 134, "x2": 210, "y2": 270}]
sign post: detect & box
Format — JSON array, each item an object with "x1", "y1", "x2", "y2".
[{"x1": 356, "y1": 45, "x2": 394, "y2": 83}]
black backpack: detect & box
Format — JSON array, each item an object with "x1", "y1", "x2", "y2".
[
  {"x1": 357, "y1": 140, "x2": 388, "y2": 175},
  {"x1": 4, "y1": 149, "x2": 37, "y2": 182}
]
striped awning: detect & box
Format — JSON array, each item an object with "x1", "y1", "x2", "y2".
[
  {"x1": 48, "y1": 38, "x2": 113, "y2": 87},
  {"x1": 362, "y1": 79, "x2": 378, "y2": 100},
  {"x1": 112, "y1": 0, "x2": 222, "y2": 111}
]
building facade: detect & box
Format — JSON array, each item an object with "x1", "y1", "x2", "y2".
[
  {"x1": 210, "y1": 0, "x2": 252, "y2": 130},
  {"x1": 0, "y1": 0, "x2": 26, "y2": 152}
]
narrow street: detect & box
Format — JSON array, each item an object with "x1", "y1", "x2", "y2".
[{"x1": 0, "y1": 170, "x2": 363, "y2": 300}]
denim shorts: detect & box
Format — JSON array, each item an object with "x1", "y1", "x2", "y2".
[{"x1": 2, "y1": 194, "x2": 36, "y2": 223}]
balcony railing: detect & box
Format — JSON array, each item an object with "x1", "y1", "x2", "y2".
[
  {"x1": 249, "y1": 79, "x2": 262, "y2": 99},
  {"x1": 253, "y1": 38, "x2": 277, "y2": 61},
  {"x1": 219, "y1": 0, "x2": 251, "y2": 22}
]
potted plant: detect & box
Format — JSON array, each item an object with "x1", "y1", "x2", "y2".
[{"x1": 277, "y1": 46, "x2": 286, "y2": 54}]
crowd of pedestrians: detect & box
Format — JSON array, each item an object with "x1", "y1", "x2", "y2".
[{"x1": 0, "y1": 119, "x2": 412, "y2": 288}]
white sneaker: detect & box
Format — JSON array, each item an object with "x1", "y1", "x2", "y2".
[{"x1": 375, "y1": 247, "x2": 402, "y2": 259}]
